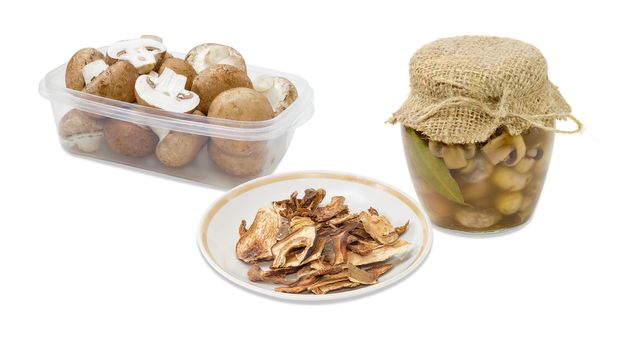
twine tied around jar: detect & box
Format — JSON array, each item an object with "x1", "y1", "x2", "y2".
[{"x1": 389, "y1": 36, "x2": 584, "y2": 144}]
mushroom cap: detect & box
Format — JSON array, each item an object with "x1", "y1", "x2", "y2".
[
  {"x1": 253, "y1": 75, "x2": 298, "y2": 114},
  {"x1": 155, "y1": 131, "x2": 207, "y2": 167},
  {"x1": 103, "y1": 119, "x2": 158, "y2": 157},
  {"x1": 185, "y1": 43, "x2": 247, "y2": 73},
  {"x1": 83, "y1": 61, "x2": 139, "y2": 102},
  {"x1": 191, "y1": 65, "x2": 253, "y2": 114},
  {"x1": 208, "y1": 141, "x2": 268, "y2": 177},
  {"x1": 58, "y1": 109, "x2": 104, "y2": 153},
  {"x1": 58, "y1": 109, "x2": 103, "y2": 138},
  {"x1": 65, "y1": 48, "x2": 105, "y2": 91},
  {"x1": 207, "y1": 87, "x2": 273, "y2": 121},
  {"x1": 159, "y1": 57, "x2": 197, "y2": 90}
]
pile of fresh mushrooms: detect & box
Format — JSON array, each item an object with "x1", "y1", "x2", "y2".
[
  {"x1": 236, "y1": 188, "x2": 412, "y2": 295},
  {"x1": 60, "y1": 36, "x2": 298, "y2": 176}
]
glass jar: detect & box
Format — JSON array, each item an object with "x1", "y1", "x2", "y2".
[{"x1": 402, "y1": 126, "x2": 554, "y2": 233}]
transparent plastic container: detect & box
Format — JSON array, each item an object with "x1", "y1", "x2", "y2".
[{"x1": 39, "y1": 52, "x2": 314, "y2": 189}]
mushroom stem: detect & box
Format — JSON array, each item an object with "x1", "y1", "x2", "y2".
[{"x1": 441, "y1": 145, "x2": 468, "y2": 169}]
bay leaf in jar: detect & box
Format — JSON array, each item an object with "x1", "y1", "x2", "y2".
[{"x1": 404, "y1": 127, "x2": 466, "y2": 205}]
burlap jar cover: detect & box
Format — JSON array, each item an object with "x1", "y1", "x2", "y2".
[{"x1": 389, "y1": 36, "x2": 583, "y2": 144}]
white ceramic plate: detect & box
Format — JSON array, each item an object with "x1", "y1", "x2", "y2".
[{"x1": 198, "y1": 171, "x2": 432, "y2": 302}]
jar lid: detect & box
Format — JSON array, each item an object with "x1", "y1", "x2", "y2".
[{"x1": 389, "y1": 36, "x2": 581, "y2": 144}]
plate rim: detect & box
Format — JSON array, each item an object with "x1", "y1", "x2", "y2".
[{"x1": 197, "y1": 170, "x2": 433, "y2": 302}]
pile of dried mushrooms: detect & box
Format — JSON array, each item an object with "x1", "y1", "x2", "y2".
[{"x1": 235, "y1": 188, "x2": 412, "y2": 294}]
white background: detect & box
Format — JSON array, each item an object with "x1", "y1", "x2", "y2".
[{"x1": 1, "y1": 1, "x2": 639, "y2": 349}]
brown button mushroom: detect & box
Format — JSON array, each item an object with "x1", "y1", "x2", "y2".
[
  {"x1": 58, "y1": 109, "x2": 104, "y2": 153},
  {"x1": 185, "y1": 43, "x2": 247, "y2": 74},
  {"x1": 207, "y1": 141, "x2": 270, "y2": 177},
  {"x1": 208, "y1": 87, "x2": 274, "y2": 156},
  {"x1": 158, "y1": 58, "x2": 197, "y2": 90},
  {"x1": 65, "y1": 48, "x2": 106, "y2": 91},
  {"x1": 83, "y1": 61, "x2": 139, "y2": 103},
  {"x1": 103, "y1": 119, "x2": 159, "y2": 157},
  {"x1": 155, "y1": 110, "x2": 208, "y2": 168},
  {"x1": 191, "y1": 65, "x2": 253, "y2": 114},
  {"x1": 253, "y1": 75, "x2": 298, "y2": 115}
]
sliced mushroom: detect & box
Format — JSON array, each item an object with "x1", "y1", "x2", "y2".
[
  {"x1": 106, "y1": 38, "x2": 166, "y2": 74},
  {"x1": 135, "y1": 68, "x2": 200, "y2": 113},
  {"x1": 309, "y1": 280, "x2": 360, "y2": 295},
  {"x1": 58, "y1": 109, "x2": 104, "y2": 153},
  {"x1": 185, "y1": 43, "x2": 247, "y2": 74},
  {"x1": 348, "y1": 238, "x2": 383, "y2": 256},
  {"x1": 300, "y1": 237, "x2": 327, "y2": 265},
  {"x1": 236, "y1": 207, "x2": 283, "y2": 263},
  {"x1": 346, "y1": 263, "x2": 377, "y2": 285},
  {"x1": 313, "y1": 196, "x2": 348, "y2": 222},
  {"x1": 347, "y1": 240, "x2": 411, "y2": 266},
  {"x1": 253, "y1": 75, "x2": 298, "y2": 114},
  {"x1": 271, "y1": 219, "x2": 316, "y2": 268},
  {"x1": 247, "y1": 264, "x2": 291, "y2": 285},
  {"x1": 358, "y1": 209, "x2": 404, "y2": 245},
  {"x1": 481, "y1": 132, "x2": 526, "y2": 166}
]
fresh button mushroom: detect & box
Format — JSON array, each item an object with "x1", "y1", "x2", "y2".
[
  {"x1": 83, "y1": 61, "x2": 139, "y2": 102},
  {"x1": 191, "y1": 65, "x2": 253, "y2": 114},
  {"x1": 208, "y1": 87, "x2": 274, "y2": 156},
  {"x1": 158, "y1": 58, "x2": 197, "y2": 90},
  {"x1": 103, "y1": 119, "x2": 159, "y2": 157},
  {"x1": 253, "y1": 75, "x2": 298, "y2": 114},
  {"x1": 106, "y1": 38, "x2": 167, "y2": 74},
  {"x1": 58, "y1": 109, "x2": 104, "y2": 153},
  {"x1": 185, "y1": 43, "x2": 247, "y2": 74},
  {"x1": 155, "y1": 110, "x2": 208, "y2": 168},
  {"x1": 65, "y1": 48, "x2": 105, "y2": 90},
  {"x1": 481, "y1": 132, "x2": 526, "y2": 166}
]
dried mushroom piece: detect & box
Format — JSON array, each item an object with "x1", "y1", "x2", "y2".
[
  {"x1": 237, "y1": 188, "x2": 412, "y2": 294},
  {"x1": 271, "y1": 217, "x2": 316, "y2": 268},
  {"x1": 236, "y1": 208, "x2": 283, "y2": 263},
  {"x1": 347, "y1": 240, "x2": 411, "y2": 266}
]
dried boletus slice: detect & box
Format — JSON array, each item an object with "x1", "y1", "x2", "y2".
[
  {"x1": 185, "y1": 43, "x2": 247, "y2": 74},
  {"x1": 358, "y1": 208, "x2": 407, "y2": 245},
  {"x1": 65, "y1": 48, "x2": 106, "y2": 91},
  {"x1": 271, "y1": 218, "x2": 316, "y2": 269},
  {"x1": 253, "y1": 75, "x2": 298, "y2": 115},
  {"x1": 236, "y1": 207, "x2": 283, "y2": 263},
  {"x1": 313, "y1": 196, "x2": 348, "y2": 222},
  {"x1": 58, "y1": 109, "x2": 104, "y2": 153},
  {"x1": 347, "y1": 240, "x2": 411, "y2": 266}
]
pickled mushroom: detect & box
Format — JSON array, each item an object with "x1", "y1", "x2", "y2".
[{"x1": 482, "y1": 132, "x2": 526, "y2": 166}]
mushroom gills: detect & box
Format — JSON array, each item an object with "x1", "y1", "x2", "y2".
[
  {"x1": 253, "y1": 75, "x2": 298, "y2": 114},
  {"x1": 81, "y1": 59, "x2": 109, "y2": 86},
  {"x1": 135, "y1": 68, "x2": 200, "y2": 113},
  {"x1": 107, "y1": 38, "x2": 166, "y2": 74}
]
